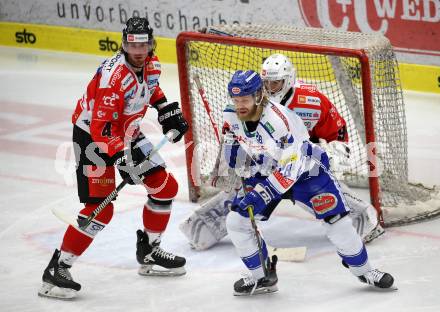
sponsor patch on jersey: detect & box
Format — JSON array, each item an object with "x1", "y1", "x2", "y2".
[
  {"x1": 299, "y1": 95, "x2": 321, "y2": 106},
  {"x1": 112, "y1": 112, "x2": 119, "y2": 120},
  {"x1": 103, "y1": 93, "x2": 119, "y2": 107},
  {"x1": 105, "y1": 53, "x2": 122, "y2": 71},
  {"x1": 222, "y1": 121, "x2": 231, "y2": 134},
  {"x1": 311, "y1": 193, "x2": 338, "y2": 214},
  {"x1": 299, "y1": 84, "x2": 317, "y2": 93},
  {"x1": 270, "y1": 105, "x2": 290, "y2": 131},
  {"x1": 294, "y1": 108, "x2": 321, "y2": 120},
  {"x1": 121, "y1": 74, "x2": 134, "y2": 90},
  {"x1": 110, "y1": 66, "x2": 123, "y2": 87},
  {"x1": 148, "y1": 76, "x2": 158, "y2": 86},
  {"x1": 124, "y1": 85, "x2": 136, "y2": 100},
  {"x1": 278, "y1": 153, "x2": 298, "y2": 166},
  {"x1": 272, "y1": 171, "x2": 294, "y2": 189},
  {"x1": 147, "y1": 62, "x2": 155, "y2": 70},
  {"x1": 264, "y1": 122, "x2": 275, "y2": 134}
]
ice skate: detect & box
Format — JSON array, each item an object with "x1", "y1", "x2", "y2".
[
  {"x1": 359, "y1": 269, "x2": 397, "y2": 290},
  {"x1": 233, "y1": 255, "x2": 278, "y2": 296},
  {"x1": 38, "y1": 249, "x2": 81, "y2": 300},
  {"x1": 136, "y1": 230, "x2": 186, "y2": 276}
]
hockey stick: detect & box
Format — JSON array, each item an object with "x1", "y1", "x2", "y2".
[
  {"x1": 238, "y1": 151, "x2": 269, "y2": 277},
  {"x1": 52, "y1": 131, "x2": 175, "y2": 230},
  {"x1": 242, "y1": 179, "x2": 269, "y2": 277}
]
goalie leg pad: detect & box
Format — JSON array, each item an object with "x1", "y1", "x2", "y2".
[
  {"x1": 339, "y1": 182, "x2": 383, "y2": 241},
  {"x1": 179, "y1": 191, "x2": 233, "y2": 250}
]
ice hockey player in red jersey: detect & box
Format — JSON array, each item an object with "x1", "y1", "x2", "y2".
[{"x1": 38, "y1": 17, "x2": 188, "y2": 300}]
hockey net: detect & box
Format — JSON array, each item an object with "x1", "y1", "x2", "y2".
[{"x1": 176, "y1": 24, "x2": 440, "y2": 227}]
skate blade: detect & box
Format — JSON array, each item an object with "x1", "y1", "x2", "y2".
[
  {"x1": 374, "y1": 285, "x2": 398, "y2": 292},
  {"x1": 38, "y1": 282, "x2": 77, "y2": 300},
  {"x1": 138, "y1": 265, "x2": 186, "y2": 276},
  {"x1": 233, "y1": 285, "x2": 279, "y2": 296}
]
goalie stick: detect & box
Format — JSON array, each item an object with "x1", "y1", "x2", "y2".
[{"x1": 52, "y1": 131, "x2": 175, "y2": 231}]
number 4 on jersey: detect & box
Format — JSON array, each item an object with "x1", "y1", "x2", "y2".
[{"x1": 102, "y1": 122, "x2": 112, "y2": 137}]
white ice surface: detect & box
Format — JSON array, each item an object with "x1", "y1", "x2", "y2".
[{"x1": 0, "y1": 46, "x2": 440, "y2": 312}]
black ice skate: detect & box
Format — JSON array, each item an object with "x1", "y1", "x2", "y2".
[
  {"x1": 234, "y1": 255, "x2": 278, "y2": 296},
  {"x1": 136, "y1": 230, "x2": 186, "y2": 276},
  {"x1": 358, "y1": 269, "x2": 396, "y2": 290},
  {"x1": 38, "y1": 249, "x2": 81, "y2": 299}
]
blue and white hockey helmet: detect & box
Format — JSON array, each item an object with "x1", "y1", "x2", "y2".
[{"x1": 227, "y1": 70, "x2": 263, "y2": 97}]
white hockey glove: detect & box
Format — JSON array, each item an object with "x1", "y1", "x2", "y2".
[{"x1": 318, "y1": 139, "x2": 351, "y2": 177}]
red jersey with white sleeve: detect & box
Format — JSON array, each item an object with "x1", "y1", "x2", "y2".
[
  {"x1": 72, "y1": 52, "x2": 166, "y2": 157},
  {"x1": 281, "y1": 81, "x2": 348, "y2": 143}
]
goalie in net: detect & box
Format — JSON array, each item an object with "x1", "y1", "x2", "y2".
[{"x1": 180, "y1": 53, "x2": 384, "y2": 251}]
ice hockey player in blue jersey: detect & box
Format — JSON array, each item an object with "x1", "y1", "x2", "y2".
[
  {"x1": 180, "y1": 54, "x2": 384, "y2": 252},
  {"x1": 223, "y1": 70, "x2": 395, "y2": 296}
]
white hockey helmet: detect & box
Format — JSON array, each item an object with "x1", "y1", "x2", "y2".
[{"x1": 261, "y1": 54, "x2": 296, "y2": 103}]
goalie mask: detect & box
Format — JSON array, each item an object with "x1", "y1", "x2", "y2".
[
  {"x1": 227, "y1": 70, "x2": 265, "y2": 105},
  {"x1": 122, "y1": 17, "x2": 155, "y2": 56},
  {"x1": 261, "y1": 54, "x2": 296, "y2": 103}
]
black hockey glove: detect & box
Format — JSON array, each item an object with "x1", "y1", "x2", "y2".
[
  {"x1": 157, "y1": 102, "x2": 188, "y2": 143},
  {"x1": 111, "y1": 142, "x2": 148, "y2": 185}
]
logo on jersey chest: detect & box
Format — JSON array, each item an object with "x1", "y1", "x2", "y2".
[
  {"x1": 121, "y1": 74, "x2": 134, "y2": 91},
  {"x1": 294, "y1": 108, "x2": 321, "y2": 130},
  {"x1": 124, "y1": 82, "x2": 149, "y2": 114},
  {"x1": 264, "y1": 122, "x2": 275, "y2": 134},
  {"x1": 103, "y1": 93, "x2": 119, "y2": 107},
  {"x1": 110, "y1": 66, "x2": 123, "y2": 87}
]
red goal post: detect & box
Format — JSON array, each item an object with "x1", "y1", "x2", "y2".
[{"x1": 176, "y1": 25, "x2": 440, "y2": 227}]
